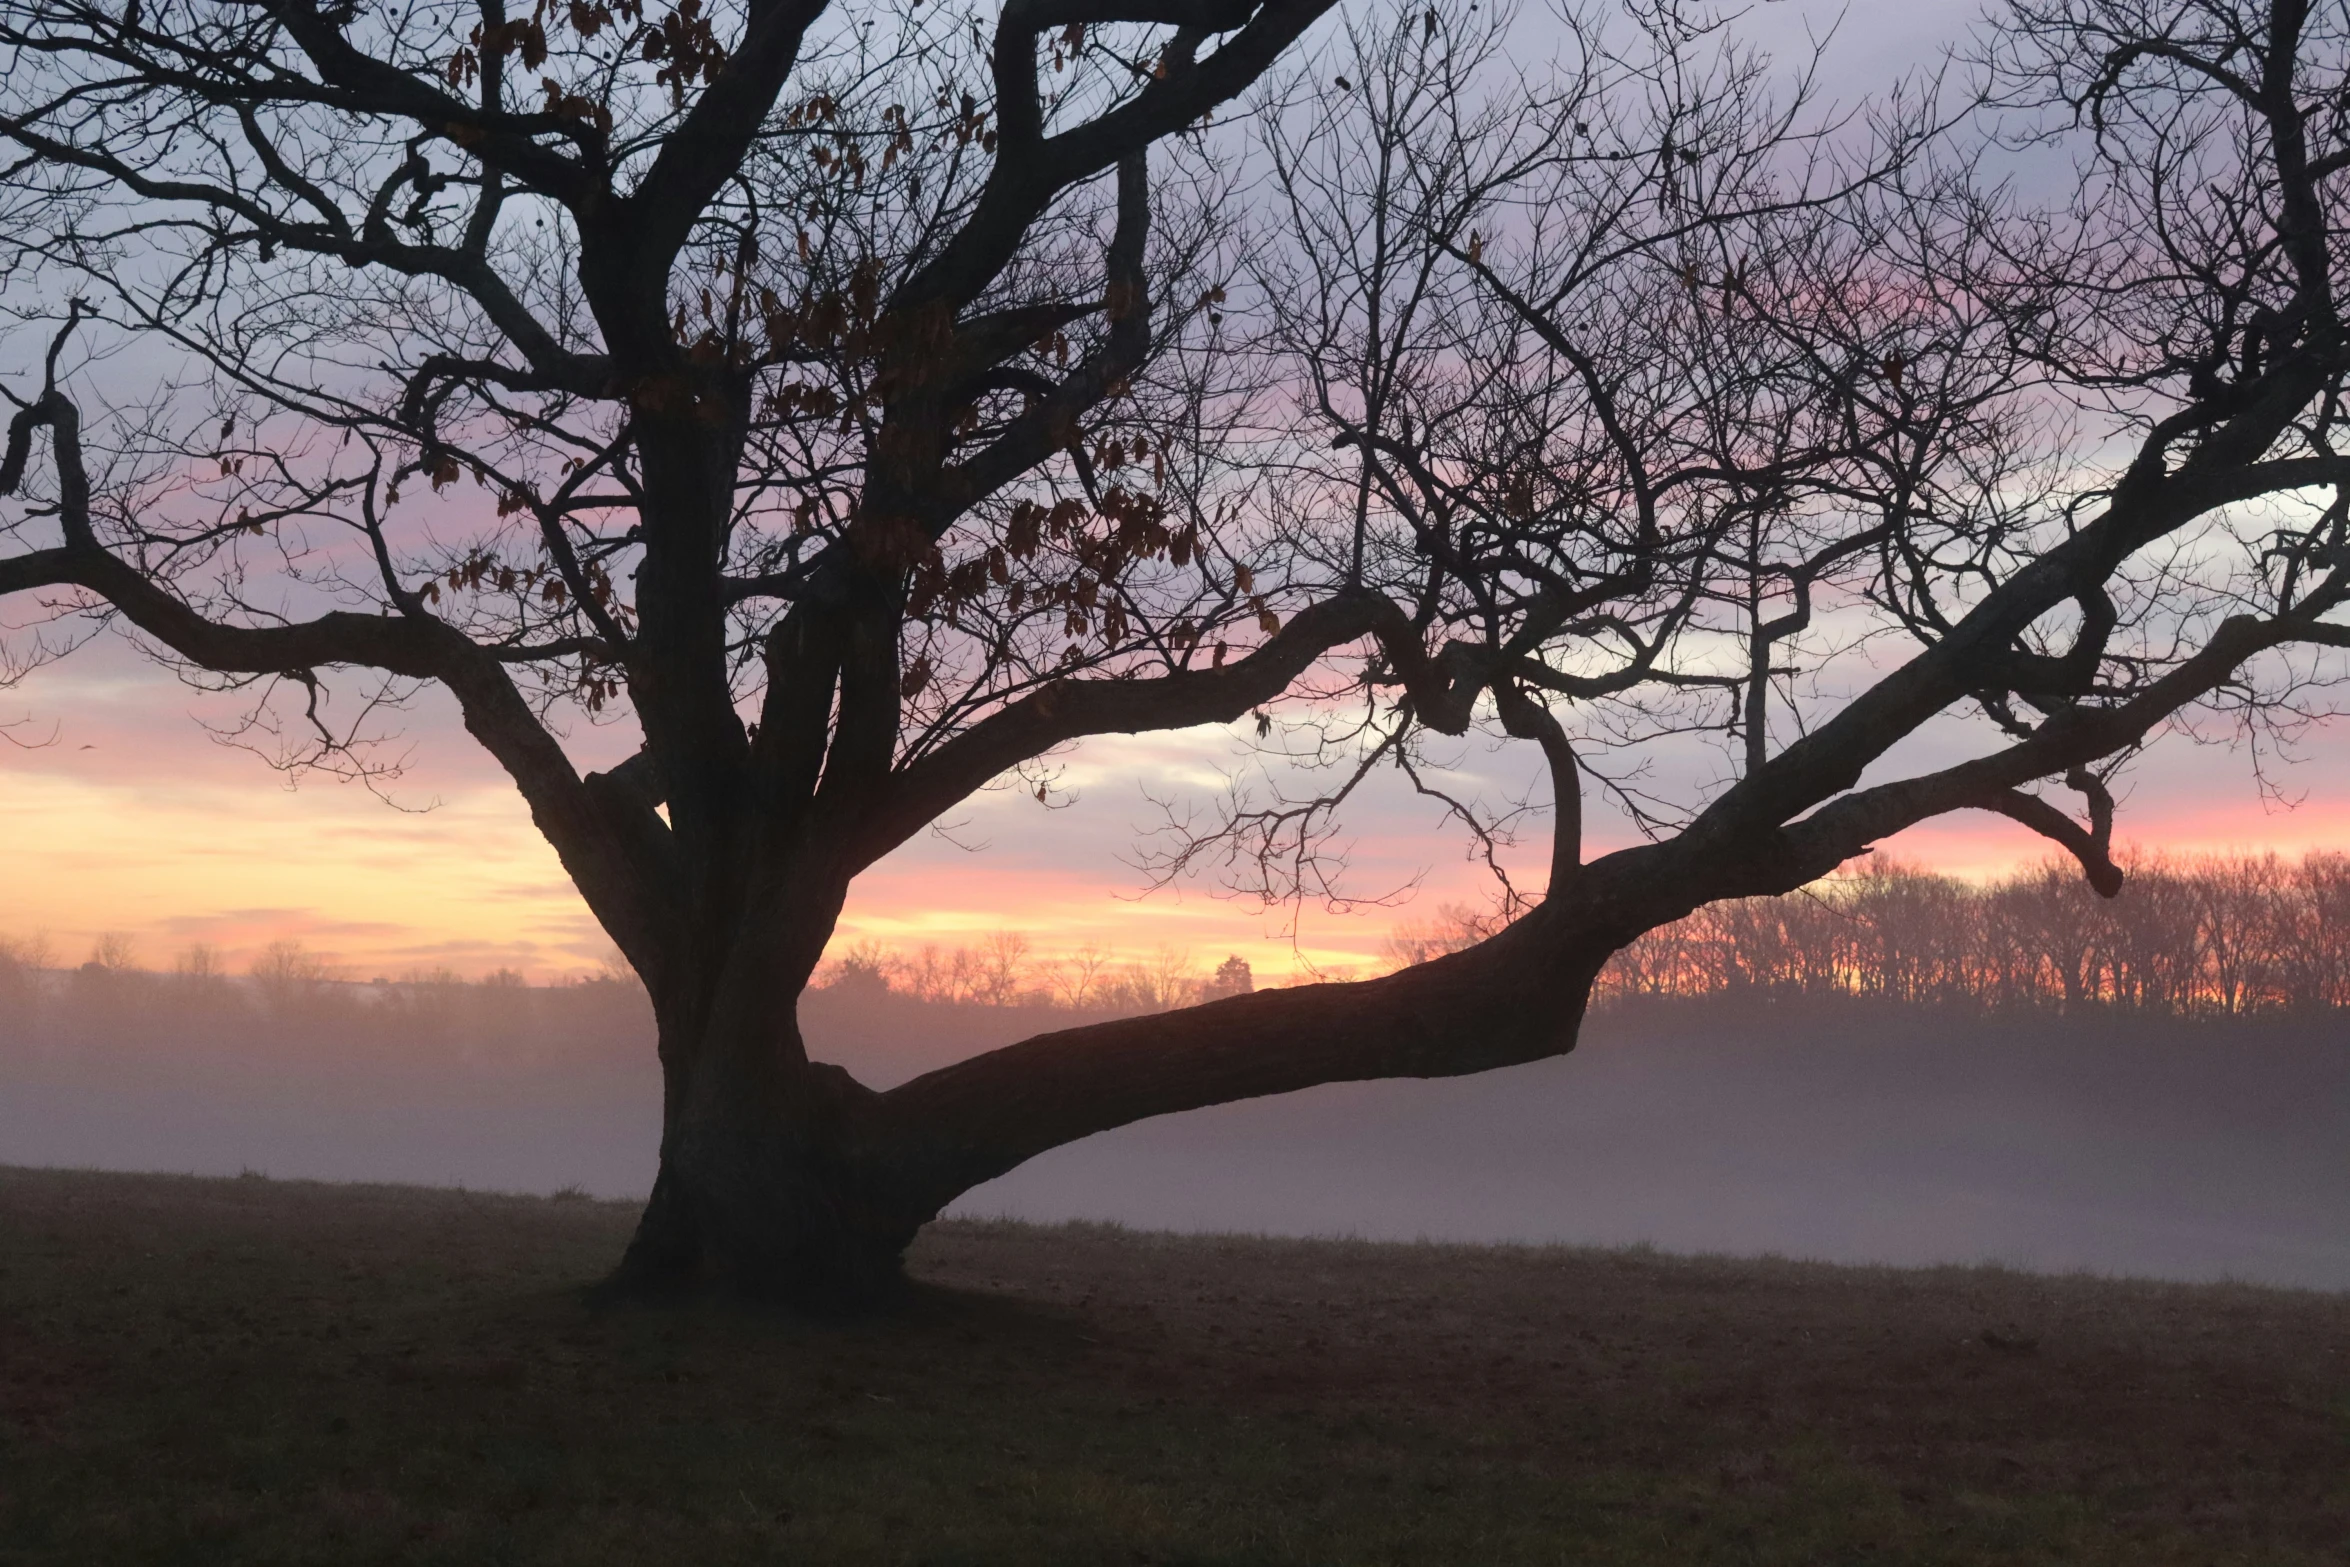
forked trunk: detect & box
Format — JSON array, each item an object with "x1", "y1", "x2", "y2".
[
  {"x1": 598, "y1": 905, "x2": 1634, "y2": 1309},
  {"x1": 604, "y1": 1010, "x2": 924, "y2": 1308},
  {"x1": 578, "y1": 837, "x2": 1839, "y2": 1311}
]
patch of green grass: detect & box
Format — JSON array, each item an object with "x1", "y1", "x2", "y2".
[{"x1": 1, "y1": 1166, "x2": 2344, "y2": 1564}]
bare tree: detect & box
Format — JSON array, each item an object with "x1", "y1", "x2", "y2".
[
  {"x1": 973, "y1": 928, "x2": 1031, "y2": 1004},
  {"x1": 0, "y1": 931, "x2": 52, "y2": 1022},
  {"x1": 7, "y1": 0, "x2": 2350, "y2": 1305},
  {"x1": 1048, "y1": 938, "x2": 1111, "y2": 1006},
  {"x1": 249, "y1": 936, "x2": 334, "y2": 1014}
]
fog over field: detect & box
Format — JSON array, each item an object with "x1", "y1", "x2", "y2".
[{"x1": 2, "y1": 971, "x2": 2343, "y2": 1291}]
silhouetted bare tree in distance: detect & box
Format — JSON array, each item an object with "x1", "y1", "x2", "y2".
[{"x1": 7, "y1": 0, "x2": 2350, "y2": 1304}]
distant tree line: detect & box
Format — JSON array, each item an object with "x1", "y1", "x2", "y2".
[
  {"x1": 1376, "y1": 850, "x2": 2350, "y2": 1018},
  {"x1": 1583, "y1": 852, "x2": 2350, "y2": 1017},
  {"x1": 0, "y1": 933, "x2": 549, "y2": 1010},
  {"x1": 10, "y1": 848, "x2": 2346, "y2": 1034},
  {"x1": 0, "y1": 929, "x2": 1262, "y2": 1040},
  {"x1": 822, "y1": 848, "x2": 2350, "y2": 1021},
  {"x1": 819, "y1": 937, "x2": 1256, "y2": 1013},
  {"x1": 0, "y1": 935, "x2": 649, "y2": 1067}
]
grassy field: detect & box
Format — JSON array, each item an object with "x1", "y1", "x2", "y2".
[{"x1": 0, "y1": 1166, "x2": 2344, "y2": 1565}]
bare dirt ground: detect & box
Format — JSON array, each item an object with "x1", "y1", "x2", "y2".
[{"x1": 2, "y1": 1164, "x2": 2345, "y2": 1564}]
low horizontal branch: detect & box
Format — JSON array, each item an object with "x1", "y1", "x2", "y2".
[{"x1": 877, "y1": 911, "x2": 1594, "y2": 1208}]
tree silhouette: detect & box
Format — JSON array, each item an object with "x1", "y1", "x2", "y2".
[{"x1": 7, "y1": 0, "x2": 2350, "y2": 1302}]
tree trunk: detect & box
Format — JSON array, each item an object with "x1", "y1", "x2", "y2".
[
  {"x1": 589, "y1": 881, "x2": 1697, "y2": 1309},
  {"x1": 603, "y1": 1009, "x2": 925, "y2": 1309},
  {"x1": 592, "y1": 859, "x2": 1755, "y2": 1309}
]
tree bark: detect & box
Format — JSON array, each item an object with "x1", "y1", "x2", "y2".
[{"x1": 605, "y1": 1007, "x2": 922, "y2": 1308}]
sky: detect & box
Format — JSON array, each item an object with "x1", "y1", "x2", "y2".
[
  {"x1": 9, "y1": 0, "x2": 2350, "y2": 985},
  {"x1": 8, "y1": 615, "x2": 2350, "y2": 985}
]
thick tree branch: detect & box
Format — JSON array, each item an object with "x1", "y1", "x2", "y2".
[
  {"x1": 896, "y1": 0, "x2": 1334, "y2": 318},
  {"x1": 878, "y1": 911, "x2": 1589, "y2": 1209},
  {"x1": 0, "y1": 109, "x2": 603, "y2": 387},
  {"x1": 0, "y1": 390, "x2": 678, "y2": 980},
  {"x1": 921, "y1": 151, "x2": 1153, "y2": 531},
  {"x1": 626, "y1": 0, "x2": 835, "y2": 267},
  {"x1": 853, "y1": 587, "x2": 1392, "y2": 869},
  {"x1": 1700, "y1": 416, "x2": 2350, "y2": 839},
  {"x1": 1975, "y1": 780, "x2": 2122, "y2": 896},
  {"x1": 1492, "y1": 678, "x2": 1581, "y2": 894},
  {"x1": 872, "y1": 572, "x2": 2350, "y2": 1211},
  {"x1": 1762, "y1": 606, "x2": 2350, "y2": 891},
  {"x1": 258, "y1": 0, "x2": 598, "y2": 203}
]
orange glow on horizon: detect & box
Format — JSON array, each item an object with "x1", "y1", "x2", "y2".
[
  {"x1": 13, "y1": 749, "x2": 2350, "y2": 988},
  {"x1": 0, "y1": 748, "x2": 1418, "y2": 983},
  {"x1": 11, "y1": 654, "x2": 2350, "y2": 987}
]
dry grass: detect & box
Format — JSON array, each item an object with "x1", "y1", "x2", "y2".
[{"x1": 1, "y1": 1164, "x2": 2344, "y2": 1565}]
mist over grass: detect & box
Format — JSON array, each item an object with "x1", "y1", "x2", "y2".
[{"x1": 1, "y1": 940, "x2": 2343, "y2": 1291}]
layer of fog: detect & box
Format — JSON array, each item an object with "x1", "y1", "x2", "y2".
[{"x1": 1, "y1": 982, "x2": 2343, "y2": 1291}]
